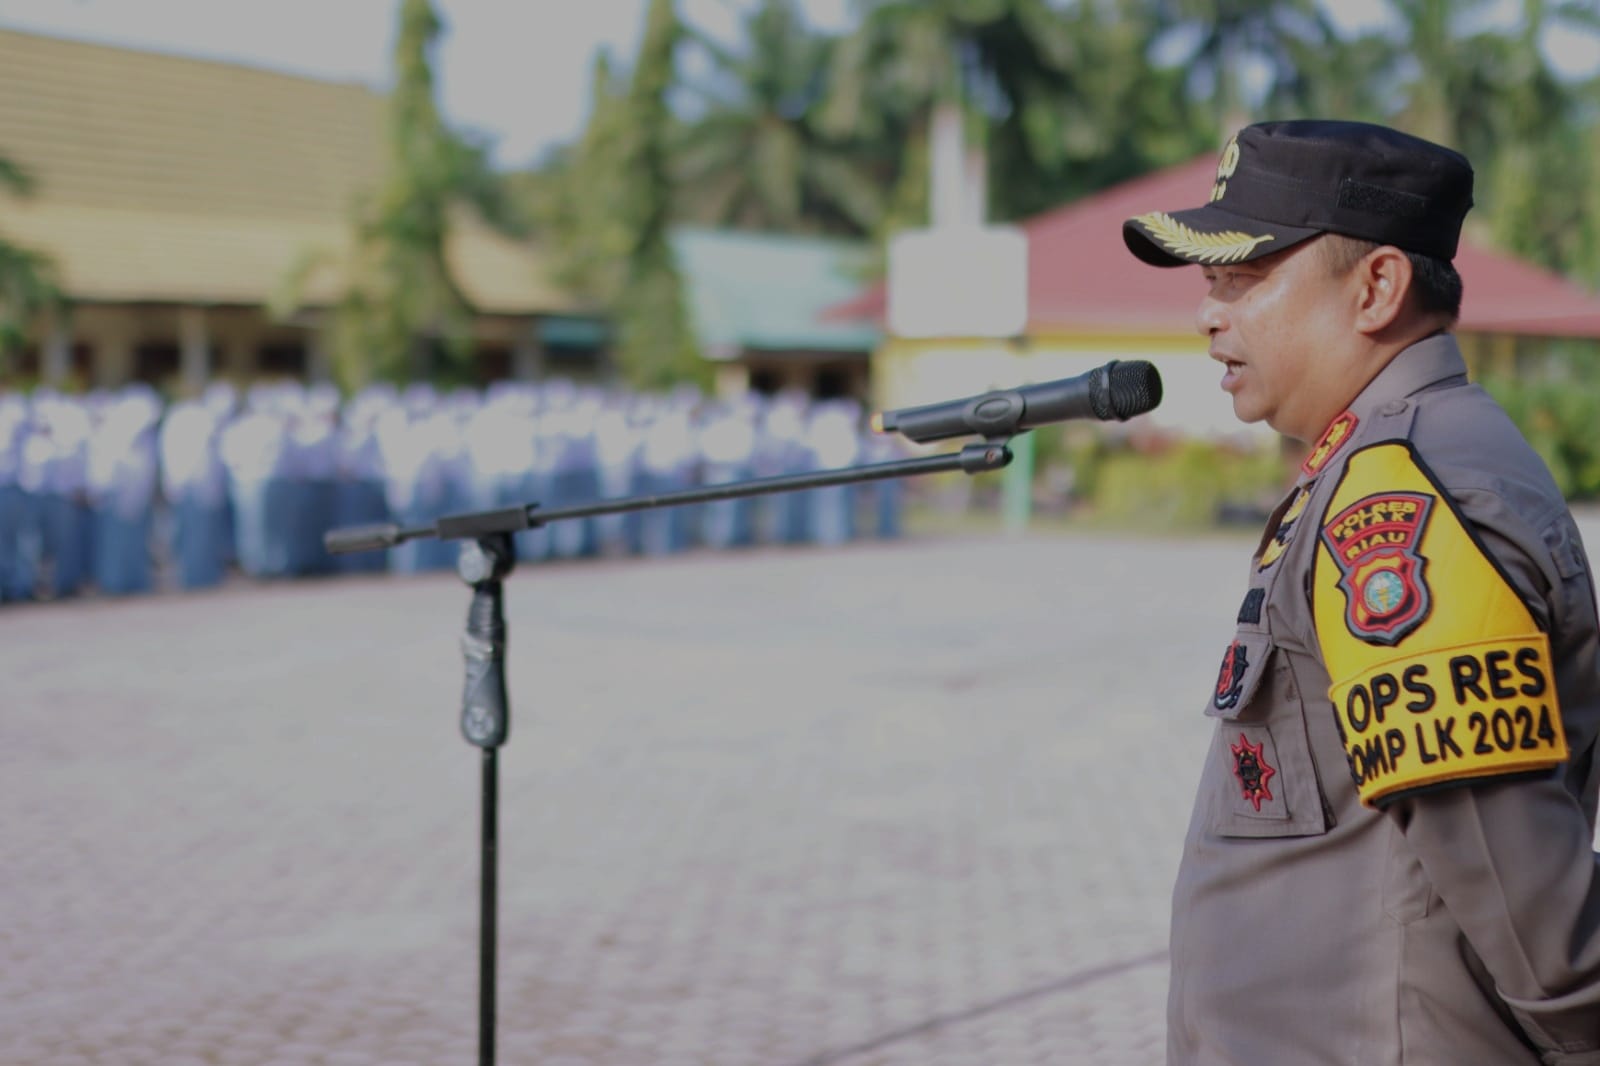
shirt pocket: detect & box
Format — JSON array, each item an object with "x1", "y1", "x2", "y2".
[{"x1": 1201, "y1": 631, "x2": 1331, "y2": 838}]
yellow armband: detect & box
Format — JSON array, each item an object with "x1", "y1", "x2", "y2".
[{"x1": 1314, "y1": 443, "x2": 1568, "y2": 808}]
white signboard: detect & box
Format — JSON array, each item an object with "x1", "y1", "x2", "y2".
[{"x1": 886, "y1": 224, "x2": 1029, "y2": 340}]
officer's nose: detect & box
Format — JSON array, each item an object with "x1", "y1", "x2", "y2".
[{"x1": 1195, "y1": 289, "x2": 1226, "y2": 338}]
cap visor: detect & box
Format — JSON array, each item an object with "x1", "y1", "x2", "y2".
[{"x1": 1123, "y1": 204, "x2": 1320, "y2": 267}]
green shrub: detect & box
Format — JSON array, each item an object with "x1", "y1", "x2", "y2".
[
  {"x1": 1089, "y1": 441, "x2": 1284, "y2": 529},
  {"x1": 1484, "y1": 377, "x2": 1600, "y2": 500},
  {"x1": 1042, "y1": 430, "x2": 1285, "y2": 531}
]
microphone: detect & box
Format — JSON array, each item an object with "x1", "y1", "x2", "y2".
[{"x1": 871, "y1": 360, "x2": 1163, "y2": 444}]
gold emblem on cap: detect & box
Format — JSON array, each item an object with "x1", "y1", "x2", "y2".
[
  {"x1": 1134, "y1": 212, "x2": 1275, "y2": 264},
  {"x1": 1211, "y1": 135, "x2": 1241, "y2": 202}
]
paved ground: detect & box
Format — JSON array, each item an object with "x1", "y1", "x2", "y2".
[{"x1": 0, "y1": 526, "x2": 1392, "y2": 1064}]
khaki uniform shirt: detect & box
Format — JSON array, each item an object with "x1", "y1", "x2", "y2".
[{"x1": 1169, "y1": 334, "x2": 1600, "y2": 1065}]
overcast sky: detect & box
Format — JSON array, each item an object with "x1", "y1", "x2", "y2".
[{"x1": 2, "y1": 0, "x2": 1595, "y2": 170}]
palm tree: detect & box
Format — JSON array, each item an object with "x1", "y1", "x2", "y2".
[
  {"x1": 820, "y1": 0, "x2": 1092, "y2": 222},
  {"x1": 674, "y1": 0, "x2": 886, "y2": 235},
  {"x1": 820, "y1": 0, "x2": 1218, "y2": 222},
  {"x1": 1146, "y1": 0, "x2": 1345, "y2": 128}
]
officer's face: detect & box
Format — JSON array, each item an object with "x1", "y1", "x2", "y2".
[{"x1": 1195, "y1": 238, "x2": 1357, "y2": 442}]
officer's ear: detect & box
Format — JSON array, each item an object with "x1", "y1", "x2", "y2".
[{"x1": 1351, "y1": 245, "x2": 1413, "y2": 335}]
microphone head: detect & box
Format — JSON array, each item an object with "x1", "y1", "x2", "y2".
[{"x1": 1104, "y1": 360, "x2": 1163, "y2": 420}]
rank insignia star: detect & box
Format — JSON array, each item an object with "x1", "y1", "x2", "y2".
[
  {"x1": 1230, "y1": 733, "x2": 1276, "y2": 811},
  {"x1": 1302, "y1": 411, "x2": 1359, "y2": 477}
]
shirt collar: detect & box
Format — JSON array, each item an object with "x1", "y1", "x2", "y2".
[
  {"x1": 1297, "y1": 332, "x2": 1467, "y2": 482},
  {"x1": 1347, "y1": 332, "x2": 1468, "y2": 419}
]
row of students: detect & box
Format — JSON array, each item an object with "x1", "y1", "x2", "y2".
[{"x1": 0, "y1": 380, "x2": 907, "y2": 602}]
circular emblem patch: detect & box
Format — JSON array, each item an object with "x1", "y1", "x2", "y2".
[{"x1": 1361, "y1": 569, "x2": 1406, "y2": 617}]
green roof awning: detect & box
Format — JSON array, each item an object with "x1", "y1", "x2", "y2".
[
  {"x1": 671, "y1": 227, "x2": 882, "y2": 359},
  {"x1": 538, "y1": 316, "x2": 609, "y2": 347}
]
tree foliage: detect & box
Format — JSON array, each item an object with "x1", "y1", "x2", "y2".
[
  {"x1": 279, "y1": 0, "x2": 522, "y2": 390},
  {"x1": 0, "y1": 157, "x2": 64, "y2": 376},
  {"x1": 674, "y1": 0, "x2": 888, "y2": 234},
  {"x1": 515, "y1": 0, "x2": 1600, "y2": 387},
  {"x1": 613, "y1": 0, "x2": 707, "y2": 391}
]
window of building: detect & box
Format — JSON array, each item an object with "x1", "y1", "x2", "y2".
[
  {"x1": 133, "y1": 342, "x2": 181, "y2": 384},
  {"x1": 257, "y1": 343, "x2": 307, "y2": 378}
]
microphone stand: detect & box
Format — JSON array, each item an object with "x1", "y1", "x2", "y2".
[{"x1": 324, "y1": 437, "x2": 1015, "y2": 1066}]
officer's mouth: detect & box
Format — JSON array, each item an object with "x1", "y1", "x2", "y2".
[{"x1": 1211, "y1": 351, "x2": 1245, "y2": 393}]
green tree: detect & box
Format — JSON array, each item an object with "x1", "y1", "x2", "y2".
[
  {"x1": 820, "y1": 0, "x2": 1091, "y2": 222},
  {"x1": 1025, "y1": 0, "x2": 1216, "y2": 205},
  {"x1": 1147, "y1": 0, "x2": 1344, "y2": 127},
  {"x1": 278, "y1": 0, "x2": 522, "y2": 389},
  {"x1": 524, "y1": 51, "x2": 633, "y2": 304},
  {"x1": 613, "y1": 0, "x2": 706, "y2": 390},
  {"x1": 0, "y1": 156, "x2": 64, "y2": 378},
  {"x1": 1478, "y1": 1, "x2": 1600, "y2": 277},
  {"x1": 1378, "y1": 0, "x2": 1524, "y2": 162},
  {"x1": 1360, "y1": 0, "x2": 1600, "y2": 281},
  {"x1": 820, "y1": 0, "x2": 1215, "y2": 222},
  {"x1": 675, "y1": 0, "x2": 885, "y2": 235}
]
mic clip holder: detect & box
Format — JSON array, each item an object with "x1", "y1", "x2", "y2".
[{"x1": 458, "y1": 535, "x2": 514, "y2": 751}]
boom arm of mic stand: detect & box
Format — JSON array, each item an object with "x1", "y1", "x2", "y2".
[{"x1": 322, "y1": 439, "x2": 1016, "y2": 554}]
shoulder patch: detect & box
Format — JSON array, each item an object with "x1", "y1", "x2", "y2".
[
  {"x1": 1319, "y1": 490, "x2": 1434, "y2": 645},
  {"x1": 1313, "y1": 442, "x2": 1568, "y2": 808}
]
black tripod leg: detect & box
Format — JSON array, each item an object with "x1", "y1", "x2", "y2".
[{"x1": 481, "y1": 746, "x2": 498, "y2": 1066}]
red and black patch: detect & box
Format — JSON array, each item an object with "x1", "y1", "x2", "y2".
[
  {"x1": 1230, "y1": 733, "x2": 1276, "y2": 811},
  {"x1": 1302, "y1": 410, "x2": 1358, "y2": 477},
  {"x1": 1214, "y1": 640, "x2": 1249, "y2": 711},
  {"x1": 1319, "y1": 491, "x2": 1435, "y2": 646}
]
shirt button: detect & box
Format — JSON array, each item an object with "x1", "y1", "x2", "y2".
[{"x1": 1380, "y1": 400, "x2": 1408, "y2": 416}]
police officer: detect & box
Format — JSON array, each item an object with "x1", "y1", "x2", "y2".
[{"x1": 1122, "y1": 120, "x2": 1600, "y2": 1063}]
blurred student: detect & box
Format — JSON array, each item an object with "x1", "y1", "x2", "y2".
[
  {"x1": 87, "y1": 390, "x2": 160, "y2": 595},
  {"x1": 160, "y1": 399, "x2": 229, "y2": 589}
]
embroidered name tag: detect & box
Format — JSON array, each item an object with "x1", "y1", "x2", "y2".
[{"x1": 1326, "y1": 635, "x2": 1566, "y2": 805}]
